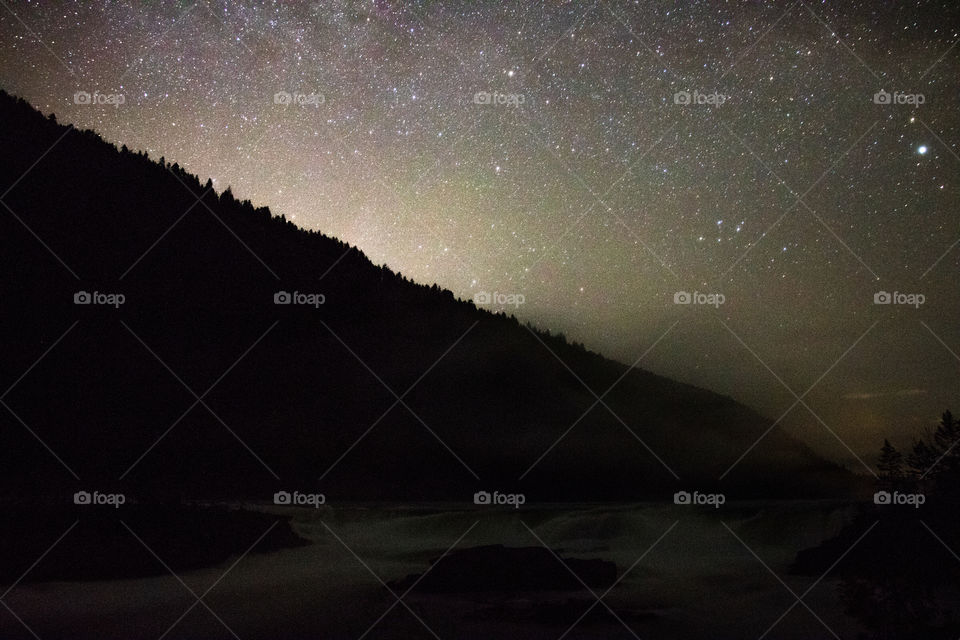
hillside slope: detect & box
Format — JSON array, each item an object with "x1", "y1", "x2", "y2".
[{"x1": 0, "y1": 90, "x2": 852, "y2": 501}]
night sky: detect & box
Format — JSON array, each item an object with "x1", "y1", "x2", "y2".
[{"x1": 1, "y1": 0, "x2": 958, "y2": 469}]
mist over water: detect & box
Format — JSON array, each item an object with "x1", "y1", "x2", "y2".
[{"x1": 0, "y1": 502, "x2": 860, "y2": 640}]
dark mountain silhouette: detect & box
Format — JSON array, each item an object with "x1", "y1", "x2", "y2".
[{"x1": 0, "y1": 89, "x2": 852, "y2": 502}]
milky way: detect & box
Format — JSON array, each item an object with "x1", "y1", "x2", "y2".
[{"x1": 1, "y1": 0, "x2": 959, "y2": 467}]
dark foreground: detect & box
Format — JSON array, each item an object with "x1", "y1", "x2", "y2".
[{"x1": 0, "y1": 501, "x2": 897, "y2": 640}]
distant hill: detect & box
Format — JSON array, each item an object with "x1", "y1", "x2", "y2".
[{"x1": 0, "y1": 89, "x2": 853, "y2": 501}]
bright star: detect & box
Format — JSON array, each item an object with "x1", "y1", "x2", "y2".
[{"x1": 918, "y1": 145, "x2": 928, "y2": 155}]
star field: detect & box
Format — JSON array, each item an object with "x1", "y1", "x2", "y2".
[{"x1": 1, "y1": 0, "x2": 959, "y2": 466}]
